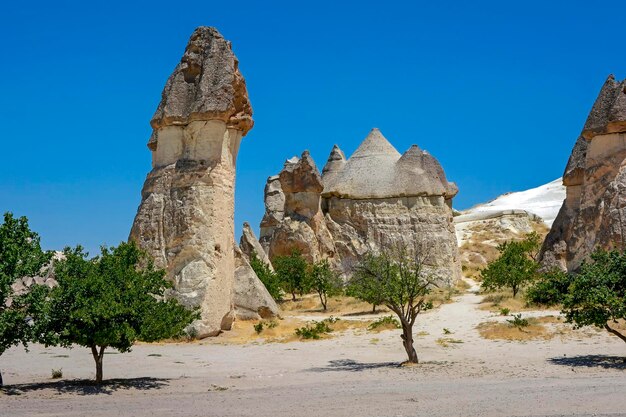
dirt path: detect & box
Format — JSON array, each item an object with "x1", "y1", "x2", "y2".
[{"x1": 2, "y1": 279, "x2": 626, "y2": 417}]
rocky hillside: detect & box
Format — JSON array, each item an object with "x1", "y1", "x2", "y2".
[{"x1": 455, "y1": 179, "x2": 565, "y2": 279}]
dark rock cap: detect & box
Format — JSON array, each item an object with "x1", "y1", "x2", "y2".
[
  {"x1": 582, "y1": 75, "x2": 626, "y2": 139},
  {"x1": 149, "y1": 26, "x2": 253, "y2": 148}
]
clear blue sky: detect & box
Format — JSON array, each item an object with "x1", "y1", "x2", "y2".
[{"x1": 1, "y1": 0, "x2": 624, "y2": 254}]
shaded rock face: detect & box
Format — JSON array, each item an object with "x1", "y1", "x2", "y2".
[
  {"x1": 260, "y1": 129, "x2": 461, "y2": 285},
  {"x1": 540, "y1": 75, "x2": 626, "y2": 271},
  {"x1": 239, "y1": 222, "x2": 273, "y2": 271},
  {"x1": 233, "y1": 246, "x2": 280, "y2": 320},
  {"x1": 130, "y1": 27, "x2": 266, "y2": 337}
]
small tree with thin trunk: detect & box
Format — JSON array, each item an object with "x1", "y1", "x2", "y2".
[
  {"x1": 273, "y1": 249, "x2": 309, "y2": 301},
  {"x1": 40, "y1": 242, "x2": 197, "y2": 384},
  {"x1": 481, "y1": 233, "x2": 540, "y2": 297},
  {"x1": 0, "y1": 213, "x2": 52, "y2": 386},
  {"x1": 350, "y1": 245, "x2": 434, "y2": 364},
  {"x1": 308, "y1": 260, "x2": 343, "y2": 311}
]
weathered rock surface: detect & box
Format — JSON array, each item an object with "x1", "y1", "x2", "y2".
[
  {"x1": 130, "y1": 27, "x2": 276, "y2": 338},
  {"x1": 540, "y1": 75, "x2": 626, "y2": 271},
  {"x1": 260, "y1": 129, "x2": 461, "y2": 284},
  {"x1": 240, "y1": 222, "x2": 273, "y2": 270},
  {"x1": 233, "y1": 246, "x2": 280, "y2": 320}
]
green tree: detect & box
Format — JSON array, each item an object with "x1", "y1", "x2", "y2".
[
  {"x1": 40, "y1": 242, "x2": 198, "y2": 383},
  {"x1": 273, "y1": 250, "x2": 309, "y2": 301},
  {"x1": 0, "y1": 212, "x2": 52, "y2": 386},
  {"x1": 249, "y1": 253, "x2": 283, "y2": 301},
  {"x1": 350, "y1": 246, "x2": 434, "y2": 363},
  {"x1": 480, "y1": 233, "x2": 540, "y2": 297},
  {"x1": 528, "y1": 250, "x2": 626, "y2": 344},
  {"x1": 308, "y1": 260, "x2": 343, "y2": 311}
]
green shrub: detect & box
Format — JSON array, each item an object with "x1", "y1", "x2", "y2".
[
  {"x1": 295, "y1": 321, "x2": 333, "y2": 339},
  {"x1": 253, "y1": 323, "x2": 264, "y2": 334},
  {"x1": 499, "y1": 307, "x2": 511, "y2": 316},
  {"x1": 506, "y1": 313, "x2": 529, "y2": 329},
  {"x1": 368, "y1": 315, "x2": 400, "y2": 330},
  {"x1": 51, "y1": 368, "x2": 63, "y2": 379}
]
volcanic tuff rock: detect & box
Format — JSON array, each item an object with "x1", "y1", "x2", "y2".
[
  {"x1": 260, "y1": 129, "x2": 461, "y2": 284},
  {"x1": 130, "y1": 27, "x2": 276, "y2": 338},
  {"x1": 540, "y1": 75, "x2": 626, "y2": 271},
  {"x1": 239, "y1": 222, "x2": 273, "y2": 271}
]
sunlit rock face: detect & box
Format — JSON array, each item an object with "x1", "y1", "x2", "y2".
[
  {"x1": 130, "y1": 27, "x2": 276, "y2": 337},
  {"x1": 541, "y1": 75, "x2": 626, "y2": 271},
  {"x1": 260, "y1": 129, "x2": 461, "y2": 285}
]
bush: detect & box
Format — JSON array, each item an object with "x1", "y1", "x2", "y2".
[
  {"x1": 51, "y1": 368, "x2": 63, "y2": 379},
  {"x1": 295, "y1": 320, "x2": 333, "y2": 339},
  {"x1": 506, "y1": 314, "x2": 529, "y2": 329},
  {"x1": 526, "y1": 268, "x2": 571, "y2": 306},
  {"x1": 499, "y1": 307, "x2": 511, "y2": 316},
  {"x1": 253, "y1": 322, "x2": 264, "y2": 334},
  {"x1": 368, "y1": 316, "x2": 400, "y2": 330}
]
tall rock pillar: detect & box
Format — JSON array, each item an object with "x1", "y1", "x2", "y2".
[{"x1": 130, "y1": 27, "x2": 253, "y2": 337}]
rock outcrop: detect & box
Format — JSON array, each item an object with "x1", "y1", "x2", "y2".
[
  {"x1": 540, "y1": 75, "x2": 626, "y2": 271},
  {"x1": 233, "y1": 246, "x2": 280, "y2": 320},
  {"x1": 260, "y1": 129, "x2": 461, "y2": 284},
  {"x1": 239, "y1": 222, "x2": 273, "y2": 270},
  {"x1": 130, "y1": 27, "x2": 276, "y2": 337}
]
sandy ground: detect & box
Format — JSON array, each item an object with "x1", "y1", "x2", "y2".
[{"x1": 2, "y1": 280, "x2": 626, "y2": 417}]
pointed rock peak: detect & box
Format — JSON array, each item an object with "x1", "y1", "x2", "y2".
[
  {"x1": 399, "y1": 144, "x2": 423, "y2": 158},
  {"x1": 351, "y1": 128, "x2": 401, "y2": 159},
  {"x1": 328, "y1": 144, "x2": 346, "y2": 161},
  {"x1": 322, "y1": 144, "x2": 347, "y2": 180},
  {"x1": 583, "y1": 74, "x2": 626, "y2": 139}
]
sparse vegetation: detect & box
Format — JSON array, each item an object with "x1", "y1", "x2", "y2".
[
  {"x1": 51, "y1": 368, "x2": 63, "y2": 379},
  {"x1": 499, "y1": 307, "x2": 511, "y2": 316},
  {"x1": 254, "y1": 322, "x2": 264, "y2": 334}
]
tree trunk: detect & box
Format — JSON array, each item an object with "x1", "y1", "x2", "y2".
[
  {"x1": 291, "y1": 292, "x2": 296, "y2": 302},
  {"x1": 372, "y1": 305, "x2": 376, "y2": 313},
  {"x1": 605, "y1": 324, "x2": 626, "y2": 343},
  {"x1": 400, "y1": 321, "x2": 418, "y2": 363},
  {"x1": 512, "y1": 285, "x2": 518, "y2": 298},
  {"x1": 0, "y1": 370, "x2": 3, "y2": 387},
  {"x1": 320, "y1": 292, "x2": 327, "y2": 311},
  {"x1": 91, "y1": 345, "x2": 106, "y2": 384}
]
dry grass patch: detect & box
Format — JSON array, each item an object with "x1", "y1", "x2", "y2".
[
  {"x1": 477, "y1": 317, "x2": 551, "y2": 341},
  {"x1": 279, "y1": 294, "x2": 388, "y2": 316},
  {"x1": 479, "y1": 290, "x2": 555, "y2": 313},
  {"x1": 436, "y1": 337, "x2": 464, "y2": 347}
]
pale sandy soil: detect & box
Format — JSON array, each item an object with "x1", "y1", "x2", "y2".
[{"x1": 2, "y1": 279, "x2": 625, "y2": 417}]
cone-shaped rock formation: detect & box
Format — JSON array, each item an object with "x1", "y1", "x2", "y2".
[
  {"x1": 260, "y1": 128, "x2": 461, "y2": 284},
  {"x1": 541, "y1": 75, "x2": 626, "y2": 271}
]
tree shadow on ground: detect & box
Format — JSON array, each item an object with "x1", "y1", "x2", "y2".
[
  {"x1": 0, "y1": 377, "x2": 170, "y2": 396},
  {"x1": 308, "y1": 359, "x2": 400, "y2": 372},
  {"x1": 548, "y1": 355, "x2": 626, "y2": 370}
]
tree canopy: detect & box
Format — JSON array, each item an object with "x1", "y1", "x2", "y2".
[
  {"x1": 0, "y1": 212, "x2": 52, "y2": 386},
  {"x1": 40, "y1": 242, "x2": 198, "y2": 383},
  {"x1": 481, "y1": 233, "x2": 540, "y2": 297}
]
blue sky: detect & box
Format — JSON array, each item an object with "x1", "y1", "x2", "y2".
[{"x1": 1, "y1": 0, "x2": 624, "y2": 254}]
